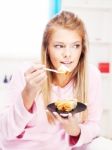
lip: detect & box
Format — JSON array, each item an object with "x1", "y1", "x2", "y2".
[{"x1": 61, "y1": 61, "x2": 73, "y2": 64}]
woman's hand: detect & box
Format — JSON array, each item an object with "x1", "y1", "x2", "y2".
[
  {"x1": 53, "y1": 112, "x2": 80, "y2": 136},
  {"x1": 22, "y1": 63, "x2": 47, "y2": 110}
]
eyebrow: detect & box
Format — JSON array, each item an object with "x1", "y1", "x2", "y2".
[
  {"x1": 54, "y1": 41, "x2": 81, "y2": 44},
  {"x1": 71, "y1": 41, "x2": 81, "y2": 45}
]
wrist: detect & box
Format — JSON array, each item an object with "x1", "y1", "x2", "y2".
[
  {"x1": 70, "y1": 126, "x2": 81, "y2": 137},
  {"x1": 22, "y1": 88, "x2": 36, "y2": 110},
  {"x1": 75, "y1": 127, "x2": 81, "y2": 136}
]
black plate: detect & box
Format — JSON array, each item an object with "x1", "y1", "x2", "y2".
[{"x1": 47, "y1": 102, "x2": 87, "y2": 118}]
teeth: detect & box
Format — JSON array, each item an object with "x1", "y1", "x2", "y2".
[
  {"x1": 62, "y1": 63, "x2": 70, "y2": 64},
  {"x1": 62, "y1": 62, "x2": 72, "y2": 64}
]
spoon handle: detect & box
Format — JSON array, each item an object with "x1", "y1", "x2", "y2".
[{"x1": 45, "y1": 68, "x2": 59, "y2": 73}]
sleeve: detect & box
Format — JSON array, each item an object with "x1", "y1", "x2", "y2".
[
  {"x1": 69, "y1": 134, "x2": 80, "y2": 145},
  {"x1": 66, "y1": 65, "x2": 103, "y2": 148},
  {"x1": 0, "y1": 63, "x2": 37, "y2": 140}
]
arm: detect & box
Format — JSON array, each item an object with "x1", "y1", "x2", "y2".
[
  {"x1": 0, "y1": 69, "x2": 34, "y2": 139},
  {"x1": 49, "y1": 65, "x2": 102, "y2": 147},
  {"x1": 0, "y1": 63, "x2": 47, "y2": 139},
  {"x1": 70, "y1": 65, "x2": 102, "y2": 147}
]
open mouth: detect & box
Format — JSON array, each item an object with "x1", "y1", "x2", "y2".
[{"x1": 60, "y1": 61, "x2": 73, "y2": 65}]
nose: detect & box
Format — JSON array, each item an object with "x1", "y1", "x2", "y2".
[{"x1": 63, "y1": 47, "x2": 71, "y2": 58}]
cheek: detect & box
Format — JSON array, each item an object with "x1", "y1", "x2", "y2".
[
  {"x1": 73, "y1": 50, "x2": 81, "y2": 60},
  {"x1": 49, "y1": 52, "x2": 57, "y2": 62},
  {"x1": 72, "y1": 51, "x2": 82, "y2": 68},
  {"x1": 48, "y1": 51, "x2": 60, "y2": 67}
]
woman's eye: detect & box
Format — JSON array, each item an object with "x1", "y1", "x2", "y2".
[
  {"x1": 54, "y1": 45, "x2": 64, "y2": 49},
  {"x1": 73, "y1": 44, "x2": 81, "y2": 49}
]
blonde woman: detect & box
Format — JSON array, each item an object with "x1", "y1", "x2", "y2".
[{"x1": 0, "y1": 10, "x2": 111, "y2": 150}]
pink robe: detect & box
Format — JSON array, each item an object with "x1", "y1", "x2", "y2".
[{"x1": 0, "y1": 62, "x2": 102, "y2": 150}]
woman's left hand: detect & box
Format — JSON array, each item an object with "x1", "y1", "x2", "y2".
[{"x1": 53, "y1": 112, "x2": 80, "y2": 136}]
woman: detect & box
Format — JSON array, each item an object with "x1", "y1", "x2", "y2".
[{"x1": 0, "y1": 10, "x2": 110, "y2": 150}]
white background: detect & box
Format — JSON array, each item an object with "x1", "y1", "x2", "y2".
[
  {"x1": 0, "y1": 0, "x2": 49, "y2": 59},
  {"x1": 62, "y1": 0, "x2": 112, "y2": 139}
]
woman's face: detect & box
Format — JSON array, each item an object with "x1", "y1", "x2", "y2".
[{"x1": 48, "y1": 28, "x2": 82, "y2": 72}]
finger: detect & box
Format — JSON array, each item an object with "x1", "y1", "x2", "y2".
[
  {"x1": 33, "y1": 64, "x2": 45, "y2": 71},
  {"x1": 35, "y1": 74, "x2": 47, "y2": 86},
  {"x1": 32, "y1": 71, "x2": 47, "y2": 84},
  {"x1": 45, "y1": 110, "x2": 56, "y2": 125},
  {"x1": 53, "y1": 112, "x2": 63, "y2": 122},
  {"x1": 25, "y1": 68, "x2": 46, "y2": 81},
  {"x1": 25, "y1": 64, "x2": 45, "y2": 75},
  {"x1": 68, "y1": 113, "x2": 73, "y2": 120},
  {"x1": 27, "y1": 73, "x2": 47, "y2": 88}
]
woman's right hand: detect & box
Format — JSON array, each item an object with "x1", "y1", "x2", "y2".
[{"x1": 22, "y1": 63, "x2": 47, "y2": 110}]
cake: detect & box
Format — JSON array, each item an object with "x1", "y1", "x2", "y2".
[
  {"x1": 55, "y1": 100, "x2": 77, "y2": 112},
  {"x1": 58, "y1": 64, "x2": 70, "y2": 74}
]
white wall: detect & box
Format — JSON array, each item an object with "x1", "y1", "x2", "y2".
[
  {"x1": 62, "y1": 0, "x2": 112, "y2": 139},
  {"x1": 0, "y1": 0, "x2": 50, "y2": 86},
  {"x1": 0, "y1": 0, "x2": 50, "y2": 114},
  {"x1": 0, "y1": 0, "x2": 49, "y2": 59}
]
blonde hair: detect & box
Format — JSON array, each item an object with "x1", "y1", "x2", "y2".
[{"x1": 41, "y1": 10, "x2": 88, "y2": 123}]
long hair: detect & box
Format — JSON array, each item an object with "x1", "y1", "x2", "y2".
[{"x1": 41, "y1": 10, "x2": 88, "y2": 123}]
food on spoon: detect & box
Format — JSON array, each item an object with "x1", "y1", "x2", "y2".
[
  {"x1": 55, "y1": 100, "x2": 77, "y2": 112},
  {"x1": 57, "y1": 64, "x2": 70, "y2": 74}
]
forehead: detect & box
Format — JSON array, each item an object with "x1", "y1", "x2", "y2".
[{"x1": 51, "y1": 28, "x2": 82, "y2": 43}]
